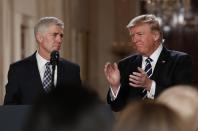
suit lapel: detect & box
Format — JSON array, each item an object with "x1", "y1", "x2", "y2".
[
  {"x1": 56, "y1": 60, "x2": 65, "y2": 87},
  {"x1": 134, "y1": 55, "x2": 142, "y2": 68},
  {"x1": 56, "y1": 62, "x2": 61, "y2": 87},
  {"x1": 29, "y1": 53, "x2": 45, "y2": 92},
  {"x1": 151, "y1": 47, "x2": 169, "y2": 80},
  {"x1": 121, "y1": 55, "x2": 142, "y2": 86},
  {"x1": 128, "y1": 55, "x2": 142, "y2": 73}
]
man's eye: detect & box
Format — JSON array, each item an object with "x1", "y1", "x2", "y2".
[
  {"x1": 60, "y1": 34, "x2": 64, "y2": 38},
  {"x1": 52, "y1": 33, "x2": 63, "y2": 38},
  {"x1": 53, "y1": 33, "x2": 58, "y2": 37},
  {"x1": 137, "y1": 33, "x2": 143, "y2": 36}
]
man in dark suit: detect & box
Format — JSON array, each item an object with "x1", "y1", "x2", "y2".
[
  {"x1": 4, "y1": 17, "x2": 81, "y2": 105},
  {"x1": 104, "y1": 14, "x2": 192, "y2": 112}
]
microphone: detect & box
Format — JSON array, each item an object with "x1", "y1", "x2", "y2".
[
  {"x1": 50, "y1": 51, "x2": 59, "y2": 66},
  {"x1": 50, "y1": 51, "x2": 59, "y2": 89}
]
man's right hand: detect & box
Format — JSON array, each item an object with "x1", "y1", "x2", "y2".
[{"x1": 104, "y1": 62, "x2": 120, "y2": 92}]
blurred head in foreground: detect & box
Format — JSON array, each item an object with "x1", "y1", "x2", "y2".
[
  {"x1": 115, "y1": 101, "x2": 184, "y2": 131},
  {"x1": 157, "y1": 85, "x2": 198, "y2": 131},
  {"x1": 24, "y1": 84, "x2": 114, "y2": 131}
]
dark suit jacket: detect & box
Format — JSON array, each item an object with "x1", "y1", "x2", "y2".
[
  {"x1": 107, "y1": 47, "x2": 193, "y2": 111},
  {"x1": 4, "y1": 52, "x2": 81, "y2": 105}
]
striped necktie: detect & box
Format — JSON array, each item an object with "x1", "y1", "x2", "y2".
[
  {"x1": 43, "y1": 62, "x2": 52, "y2": 92},
  {"x1": 145, "y1": 57, "x2": 153, "y2": 77},
  {"x1": 142, "y1": 57, "x2": 153, "y2": 99}
]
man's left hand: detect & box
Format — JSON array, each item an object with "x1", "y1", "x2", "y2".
[{"x1": 129, "y1": 67, "x2": 152, "y2": 90}]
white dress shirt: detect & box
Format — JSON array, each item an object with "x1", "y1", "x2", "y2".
[
  {"x1": 36, "y1": 51, "x2": 57, "y2": 86},
  {"x1": 110, "y1": 44, "x2": 163, "y2": 100}
]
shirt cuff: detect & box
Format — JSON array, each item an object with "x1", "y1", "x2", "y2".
[
  {"x1": 146, "y1": 80, "x2": 156, "y2": 99},
  {"x1": 110, "y1": 85, "x2": 121, "y2": 101}
]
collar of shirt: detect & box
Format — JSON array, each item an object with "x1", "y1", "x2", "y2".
[{"x1": 142, "y1": 44, "x2": 163, "y2": 71}]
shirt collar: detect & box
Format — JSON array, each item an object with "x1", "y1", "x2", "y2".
[
  {"x1": 142, "y1": 44, "x2": 163, "y2": 63},
  {"x1": 36, "y1": 51, "x2": 50, "y2": 68}
]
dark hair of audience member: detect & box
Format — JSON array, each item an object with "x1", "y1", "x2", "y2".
[{"x1": 24, "y1": 84, "x2": 114, "y2": 131}]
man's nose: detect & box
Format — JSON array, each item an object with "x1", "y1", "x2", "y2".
[
  {"x1": 131, "y1": 36, "x2": 137, "y2": 43},
  {"x1": 56, "y1": 35, "x2": 62, "y2": 42}
]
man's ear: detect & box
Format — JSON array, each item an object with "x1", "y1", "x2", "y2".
[
  {"x1": 153, "y1": 31, "x2": 160, "y2": 41},
  {"x1": 36, "y1": 33, "x2": 43, "y2": 43}
]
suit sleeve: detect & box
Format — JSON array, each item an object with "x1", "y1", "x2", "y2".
[
  {"x1": 107, "y1": 86, "x2": 129, "y2": 112},
  {"x1": 106, "y1": 61, "x2": 131, "y2": 112},
  {"x1": 4, "y1": 65, "x2": 21, "y2": 105}
]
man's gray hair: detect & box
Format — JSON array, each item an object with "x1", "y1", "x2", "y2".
[{"x1": 34, "y1": 16, "x2": 64, "y2": 37}]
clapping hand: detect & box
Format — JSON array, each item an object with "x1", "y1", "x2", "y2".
[
  {"x1": 129, "y1": 67, "x2": 152, "y2": 90},
  {"x1": 104, "y1": 62, "x2": 120, "y2": 92}
]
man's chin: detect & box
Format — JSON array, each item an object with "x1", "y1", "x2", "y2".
[
  {"x1": 52, "y1": 48, "x2": 60, "y2": 51},
  {"x1": 136, "y1": 49, "x2": 148, "y2": 56}
]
